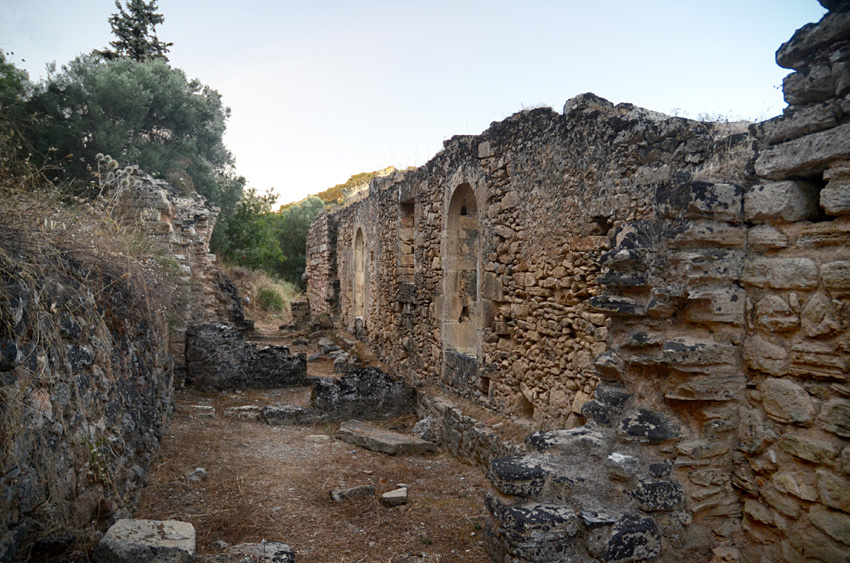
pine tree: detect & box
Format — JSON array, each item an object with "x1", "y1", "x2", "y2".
[{"x1": 97, "y1": 0, "x2": 173, "y2": 62}]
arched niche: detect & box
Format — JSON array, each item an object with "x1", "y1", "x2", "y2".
[
  {"x1": 442, "y1": 183, "x2": 480, "y2": 357},
  {"x1": 353, "y1": 227, "x2": 365, "y2": 319}
]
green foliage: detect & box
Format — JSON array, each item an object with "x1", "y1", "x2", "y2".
[
  {"x1": 0, "y1": 51, "x2": 31, "y2": 119},
  {"x1": 26, "y1": 55, "x2": 242, "y2": 213},
  {"x1": 211, "y1": 187, "x2": 284, "y2": 272},
  {"x1": 256, "y1": 286, "x2": 285, "y2": 312},
  {"x1": 97, "y1": 0, "x2": 173, "y2": 62},
  {"x1": 270, "y1": 196, "x2": 324, "y2": 288}
]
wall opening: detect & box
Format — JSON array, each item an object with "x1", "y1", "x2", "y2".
[
  {"x1": 515, "y1": 394, "x2": 535, "y2": 419},
  {"x1": 353, "y1": 227, "x2": 365, "y2": 319},
  {"x1": 443, "y1": 183, "x2": 480, "y2": 358}
]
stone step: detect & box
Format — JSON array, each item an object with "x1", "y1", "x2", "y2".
[{"x1": 336, "y1": 419, "x2": 437, "y2": 455}]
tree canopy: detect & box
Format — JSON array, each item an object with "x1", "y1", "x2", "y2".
[
  {"x1": 97, "y1": 0, "x2": 173, "y2": 62},
  {"x1": 27, "y1": 55, "x2": 243, "y2": 212}
]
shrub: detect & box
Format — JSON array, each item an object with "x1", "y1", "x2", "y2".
[{"x1": 257, "y1": 286, "x2": 285, "y2": 312}]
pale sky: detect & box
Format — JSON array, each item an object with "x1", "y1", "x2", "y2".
[{"x1": 0, "y1": 1, "x2": 828, "y2": 205}]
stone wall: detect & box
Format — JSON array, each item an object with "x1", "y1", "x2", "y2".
[
  {"x1": 103, "y1": 156, "x2": 252, "y2": 377},
  {"x1": 0, "y1": 159, "x2": 252, "y2": 559},
  {"x1": 308, "y1": 96, "x2": 753, "y2": 430},
  {"x1": 0, "y1": 215, "x2": 174, "y2": 559},
  {"x1": 305, "y1": 211, "x2": 339, "y2": 320},
  {"x1": 307, "y1": 3, "x2": 850, "y2": 560}
]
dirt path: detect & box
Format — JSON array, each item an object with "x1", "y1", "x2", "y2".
[{"x1": 136, "y1": 331, "x2": 493, "y2": 563}]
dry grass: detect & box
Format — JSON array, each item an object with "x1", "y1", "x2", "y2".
[
  {"x1": 137, "y1": 387, "x2": 492, "y2": 563},
  {"x1": 221, "y1": 264, "x2": 301, "y2": 326}
]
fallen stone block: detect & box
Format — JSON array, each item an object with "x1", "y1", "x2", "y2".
[
  {"x1": 92, "y1": 519, "x2": 195, "y2": 563},
  {"x1": 380, "y1": 487, "x2": 409, "y2": 507},
  {"x1": 329, "y1": 485, "x2": 375, "y2": 503},
  {"x1": 260, "y1": 404, "x2": 319, "y2": 425},
  {"x1": 207, "y1": 541, "x2": 295, "y2": 562},
  {"x1": 335, "y1": 419, "x2": 436, "y2": 455},
  {"x1": 222, "y1": 405, "x2": 262, "y2": 421},
  {"x1": 177, "y1": 404, "x2": 215, "y2": 418}
]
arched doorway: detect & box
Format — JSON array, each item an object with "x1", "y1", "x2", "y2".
[{"x1": 443, "y1": 183, "x2": 480, "y2": 359}]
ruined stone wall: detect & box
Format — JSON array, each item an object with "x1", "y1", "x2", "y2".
[
  {"x1": 104, "y1": 157, "x2": 251, "y2": 375},
  {"x1": 309, "y1": 98, "x2": 753, "y2": 431},
  {"x1": 305, "y1": 211, "x2": 339, "y2": 319},
  {"x1": 306, "y1": 5, "x2": 850, "y2": 560},
  {"x1": 0, "y1": 159, "x2": 254, "y2": 559},
  {"x1": 738, "y1": 6, "x2": 850, "y2": 559}
]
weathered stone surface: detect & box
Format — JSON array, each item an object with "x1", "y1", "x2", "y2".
[
  {"x1": 755, "y1": 122, "x2": 850, "y2": 180},
  {"x1": 685, "y1": 287, "x2": 745, "y2": 325},
  {"x1": 773, "y1": 471, "x2": 818, "y2": 502},
  {"x1": 751, "y1": 102, "x2": 840, "y2": 145},
  {"x1": 93, "y1": 519, "x2": 195, "y2": 563},
  {"x1": 809, "y1": 504, "x2": 850, "y2": 545},
  {"x1": 206, "y1": 541, "x2": 295, "y2": 563},
  {"x1": 742, "y1": 257, "x2": 819, "y2": 290},
  {"x1": 601, "y1": 515, "x2": 662, "y2": 563},
  {"x1": 756, "y1": 295, "x2": 798, "y2": 332},
  {"x1": 801, "y1": 292, "x2": 841, "y2": 337},
  {"x1": 669, "y1": 220, "x2": 745, "y2": 248},
  {"x1": 618, "y1": 409, "x2": 679, "y2": 444},
  {"x1": 312, "y1": 367, "x2": 416, "y2": 421},
  {"x1": 821, "y1": 261, "x2": 850, "y2": 293},
  {"x1": 661, "y1": 338, "x2": 735, "y2": 367},
  {"x1": 329, "y1": 485, "x2": 375, "y2": 503},
  {"x1": 747, "y1": 224, "x2": 788, "y2": 251},
  {"x1": 656, "y1": 181, "x2": 742, "y2": 222},
  {"x1": 761, "y1": 377, "x2": 815, "y2": 425},
  {"x1": 485, "y1": 494, "x2": 581, "y2": 561},
  {"x1": 783, "y1": 62, "x2": 836, "y2": 105},
  {"x1": 776, "y1": 9, "x2": 850, "y2": 70},
  {"x1": 589, "y1": 295, "x2": 644, "y2": 316},
  {"x1": 526, "y1": 427, "x2": 608, "y2": 455},
  {"x1": 817, "y1": 468, "x2": 850, "y2": 513},
  {"x1": 781, "y1": 431, "x2": 840, "y2": 463},
  {"x1": 790, "y1": 341, "x2": 847, "y2": 379},
  {"x1": 606, "y1": 452, "x2": 641, "y2": 479},
  {"x1": 380, "y1": 487, "x2": 409, "y2": 507},
  {"x1": 744, "y1": 498, "x2": 774, "y2": 525},
  {"x1": 336, "y1": 419, "x2": 436, "y2": 455},
  {"x1": 786, "y1": 526, "x2": 850, "y2": 563},
  {"x1": 744, "y1": 181, "x2": 820, "y2": 223},
  {"x1": 260, "y1": 404, "x2": 319, "y2": 425},
  {"x1": 186, "y1": 323, "x2": 306, "y2": 390},
  {"x1": 820, "y1": 399, "x2": 850, "y2": 437},
  {"x1": 631, "y1": 479, "x2": 686, "y2": 511},
  {"x1": 487, "y1": 456, "x2": 546, "y2": 497},
  {"x1": 594, "y1": 384, "x2": 631, "y2": 407},
  {"x1": 412, "y1": 415, "x2": 440, "y2": 443},
  {"x1": 664, "y1": 371, "x2": 745, "y2": 402},
  {"x1": 821, "y1": 179, "x2": 850, "y2": 215}
]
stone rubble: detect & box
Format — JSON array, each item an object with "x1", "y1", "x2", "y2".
[{"x1": 92, "y1": 519, "x2": 195, "y2": 563}]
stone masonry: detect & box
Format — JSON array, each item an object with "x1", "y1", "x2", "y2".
[{"x1": 306, "y1": 3, "x2": 850, "y2": 561}]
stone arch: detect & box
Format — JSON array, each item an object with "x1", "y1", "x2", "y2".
[
  {"x1": 353, "y1": 227, "x2": 365, "y2": 319},
  {"x1": 442, "y1": 183, "x2": 480, "y2": 358}
]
